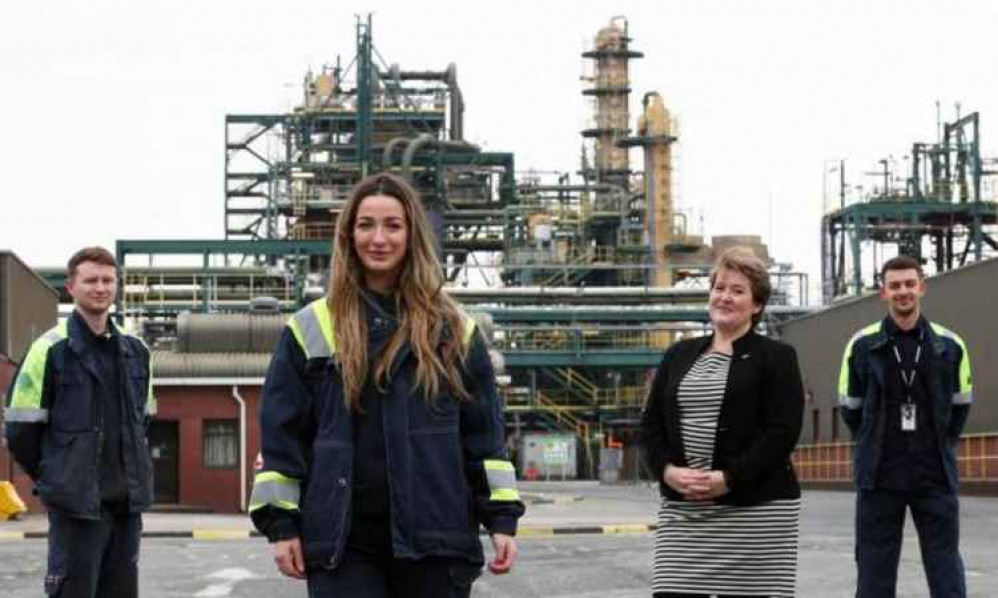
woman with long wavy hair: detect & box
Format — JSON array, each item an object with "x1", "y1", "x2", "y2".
[{"x1": 250, "y1": 172, "x2": 524, "y2": 598}]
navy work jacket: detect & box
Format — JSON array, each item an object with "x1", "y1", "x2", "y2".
[
  {"x1": 250, "y1": 299, "x2": 524, "y2": 570},
  {"x1": 838, "y1": 316, "x2": 973, "y2": 491},
  {"x1": 5, "y1": 312, "x2": 155, "y2": 518}
]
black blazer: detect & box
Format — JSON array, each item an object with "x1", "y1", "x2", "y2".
[{"x1": 640, "y1": 329, "x2": 804, "y2": 506}]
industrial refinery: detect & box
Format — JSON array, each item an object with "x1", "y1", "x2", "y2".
[{"x1": 4, "y1": 15, "x2": 997, "y2": 513}]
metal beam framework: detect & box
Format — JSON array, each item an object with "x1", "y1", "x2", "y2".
[
  {"x1": 821, "y1": 111, "x2": 998, "y2": 300},
  {"x1": 95, "y1": 17, "x2": 826, "y2": 442},
  {"x1": 822, "y1": 200, "x2": 997, "y2": 298}
]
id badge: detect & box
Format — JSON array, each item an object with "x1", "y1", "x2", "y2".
[{"x1": 901, "y1": 403, "x2": 916, "y2": 432}]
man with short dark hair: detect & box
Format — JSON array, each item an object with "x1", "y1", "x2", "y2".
[
  {"x1": 5, "y1": 246, "x2": 155, "y2": 598},
  {"x1": 838, "y1": 255, "x2": 973, "y2": 598}
]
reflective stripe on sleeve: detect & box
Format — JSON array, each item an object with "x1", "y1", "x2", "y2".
[
  {"x1": 248, "y1": 471, "x2": 301, "y2": 513},
  {"x1": 3, "y1": 407, "x2": 49, "y2": 423},
  {"x1": 838, "y1": 394, "x2": 862, "y2": 409},
  {"x1": 952, "y1": 392, "x2": 973, "y2": 405},
  {"x1": 484, "y1": 459, "x2": 520, "y2": 502}
]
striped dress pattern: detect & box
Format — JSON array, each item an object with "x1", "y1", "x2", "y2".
[{"x1": 652, "y1": 352, "x2": 800, "y2": 598}]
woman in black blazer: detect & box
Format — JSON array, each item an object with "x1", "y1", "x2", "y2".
[{"x1": 640, "y1": 247, "x2": 804, "y2": 598}]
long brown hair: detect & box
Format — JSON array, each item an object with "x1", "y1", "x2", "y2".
[{"x1": 329, "y1": 172, "x2": 470, "y2": 411}]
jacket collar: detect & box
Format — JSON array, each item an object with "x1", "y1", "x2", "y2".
[
  {"x1": 883, "y1": 313, "x2": 927, "y2": 338},
  {"x1": 66, "y1": 310, "x2": 133, "y2": 358},
  {"x1": 871, "y1": 314, "x2": 944, "y2": 355}
]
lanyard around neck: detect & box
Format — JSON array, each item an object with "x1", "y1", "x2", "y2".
[{"x1": 891, "y1": 328, "x2": 923, "y2": 401}]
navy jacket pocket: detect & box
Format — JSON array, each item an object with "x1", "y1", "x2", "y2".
[
  {"x1": 38, "y1": 430, "x2": 100, "y2": 515},
  {"x1": 301, "y1": 438, "x2": 352, "y2": 564}
]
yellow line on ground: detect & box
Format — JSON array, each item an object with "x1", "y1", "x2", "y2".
[
  {"x1": 0, "y1": 531, "x2": 26, "y2": 540},
  {"x1": 601, "y1": 524, "x2": 650, "y2": 534},
  {"x1": 516, "y1": 527, "x2": 556, "y2": 538},
  {"x1": 191, "y1": 529, "x2": 251, "y2": 540}
]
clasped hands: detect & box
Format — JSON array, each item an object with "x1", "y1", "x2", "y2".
[{"x1": 663, "y1": 464, "x2": 729, "y2": 502}]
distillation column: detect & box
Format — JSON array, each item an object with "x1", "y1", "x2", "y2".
[
  {"x1": 581, "y1": 17, "x2": 643, "y2": 188},
  {"x1": 638, "y1": 93, "x2": 676, "y2": 288}
]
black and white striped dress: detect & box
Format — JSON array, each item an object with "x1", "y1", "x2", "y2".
[{"x1": 653, "y1": 352, "x2": 800, "y2": 598}]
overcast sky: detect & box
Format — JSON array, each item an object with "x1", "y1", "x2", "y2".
[{"x1": 2, "y1": 0, "x2": 997, "y2": 302}]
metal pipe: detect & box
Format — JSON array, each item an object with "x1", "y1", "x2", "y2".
[
  {"x1": 445, "y1": 63, "x2": 464, "y2": 140},
  {"x1": 672, "y1": 212, "x2": 688, "y2": 237},
  {"x1": 382, "y1": 66, "x2": 464, "y2": 140},
  {"x1": 231, "y1": 385, "x2": 247, "y2": 512},
  {"x1": 303, "y1": 287, "x2": 710, "y2": 307},
  {"x1": 382, "y1": 136, "x2": 411, "y2": 168},
  {"x1": 516, "y1": 183, "x2": 630, "y2": 199},
  {"x1": 390, "y1": 70, "x2": 448, "y2": 81},
  {"x1": 402, "y1": 133, "x2": 437, "y2": 179},
  {"x1": 401, "y1": 134, "x2": 480, "y2": 180}
]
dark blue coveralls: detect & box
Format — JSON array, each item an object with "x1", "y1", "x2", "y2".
[
  {"x1": 839, "y1": 316, "x2": 973, "y2": 598},
  {"x1": 6, "y1": 311, "x2": 155, "y2": 597}
]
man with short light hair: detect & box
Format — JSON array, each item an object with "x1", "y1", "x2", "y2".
[
  {"x1": 838, "y1": 255, "x2": 973, "y2": 598},
  {"x1": 5, "y1": 246, "x2": 155, "y2": 598}
]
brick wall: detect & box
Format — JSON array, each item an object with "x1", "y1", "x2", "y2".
[{"x1": 794, "y1": 433, "x2": 998, "y2": 486}]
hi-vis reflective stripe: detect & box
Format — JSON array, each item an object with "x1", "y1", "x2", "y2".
[
  {"x1": 4, "y1": 408, "x2": 48, "y2": 423},
  {"x1": 484, "y1": 460, "x2": 520, "y2": 502},
  {"x1": 838, "y1": 394, "x2": 862, "y2": 409},
  {"x1": 288, "y1": 299, "x2": 336, "y2": 359},
  {"x1": 129, "y1": 332, "x2": 158, "y2": 417},
  {"x1": 146, "y1": 375, "x2": 158, "y2": 416},
  {"x1": 930, "y1": 323, "x2": 974, "y2": 399},
  {"x1": 459, "y1": 312, "x2": 476, "y2": 346},
  {"x1": 8, "y1": 323, "x2": 67, "y2": 418},
  {"x1": 248, "y1": 471, "x2": 301, "y2": 513},
  {"x1": 288, "y1": 299, "x2": 479, "y2": 359},
  {"x1": 837, "y1": 322, "x2": 881, "y2": 398}
]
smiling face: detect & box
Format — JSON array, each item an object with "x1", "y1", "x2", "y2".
[
  {"x1": 880, "y1": 268, "x2": 925, "y2": 320},
  {"x1": 708, "y1": 268, "x2": 762, "y2": 334},
  {"x1": 352, "y1": 193, "x2": 409, "y2": 291},
  {"x1": 66, "y1": 261, "x2": 117, "y2": 317}
]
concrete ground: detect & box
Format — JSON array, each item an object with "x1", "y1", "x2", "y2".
[{"x1": 1, "y1": 482, "x2": 996, "y2": 597}]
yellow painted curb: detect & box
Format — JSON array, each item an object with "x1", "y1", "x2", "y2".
[
  {"x1": 0, "y1": 531, "x2": 25, "y2": 540},
  {"x1": 601, "y1": 524, "x2": 650, "y2": 535},
  {"x1": 516, "y1": 527, "x2": 556, "y2": 538},
  {"x1": 191, "y1": 529, "x2": 251, "y2": 540}
]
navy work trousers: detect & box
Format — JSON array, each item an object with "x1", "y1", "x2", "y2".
[
  {"x1": 306, "y1": 550, "x2": 481, "y2": 598},
  {"x1": 855, "y1": 487, "x2": 965, "y2": 598},
  {"x1": 45, "y1": 508, "x2": 141, "y2": 598}
]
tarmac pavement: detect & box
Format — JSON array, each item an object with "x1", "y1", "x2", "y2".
[
  {"x1": 1, "y1": 482, "x2": 997, "y2": 597},
  {"x1": 0, "y1": 481, "x2": 661, "y2": 539}
]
